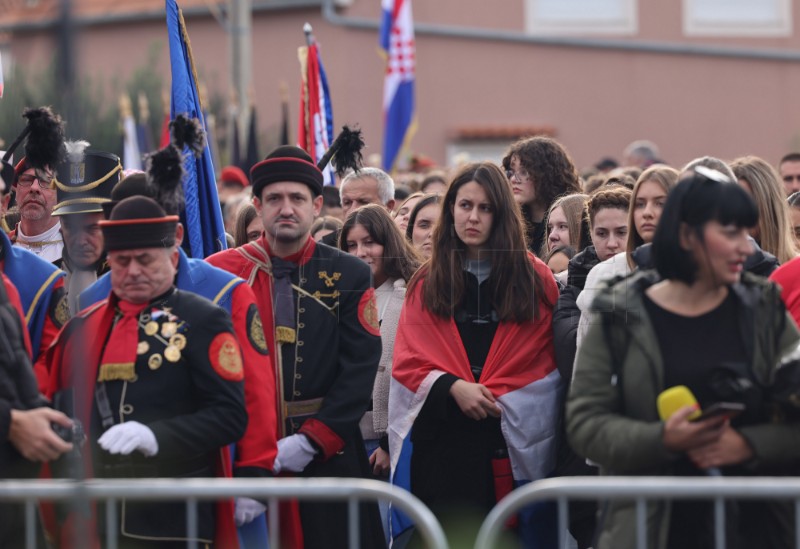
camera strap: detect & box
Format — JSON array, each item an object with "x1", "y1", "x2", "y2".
[{"x1": 95, "y1": 382, "x2": 115, "y2": 429}]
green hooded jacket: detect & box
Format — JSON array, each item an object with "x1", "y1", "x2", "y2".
[{"x1": 567, "y1": 269, "x2": 800, "y2": 549}]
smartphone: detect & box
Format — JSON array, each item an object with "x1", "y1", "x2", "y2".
[{"x1": 691, "y1": 402, "x2": 745, "y2": 422}]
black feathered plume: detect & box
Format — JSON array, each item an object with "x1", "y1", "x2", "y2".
[
  {"x1": 169, "y1": 114, "x2": 206, "y2": 158},
  {"x1": 22, "y1": 107, "x2": 65, "y2": 170},
  {"x1": 144, "y1": 144, "x2": 185, "y2": 216},
  {"x1": 317, "y1": 125, "x2": 364, "y2": 178}
]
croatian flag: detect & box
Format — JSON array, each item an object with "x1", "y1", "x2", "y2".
[
  {"x1": 380, "y1": 0, "x2": 416, "y2": 173},
  {"x1": 388, "y1": 255, "x2": 564, "y2": 544},
  {"x1": 298, "y1": 39, "x2": 335, "y2": 185}
]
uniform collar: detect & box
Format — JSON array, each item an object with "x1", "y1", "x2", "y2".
[{"x1": 257, "y1": 234, "x2": 316, "y2": 266}]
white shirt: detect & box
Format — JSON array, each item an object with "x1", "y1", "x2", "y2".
[{"x1": 15, "y1": 221, "x2": 64, "y2": 264}]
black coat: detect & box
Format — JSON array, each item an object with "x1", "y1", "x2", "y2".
[{"x1": 52, "y1": 288, "x2": 247, "y2": 545}]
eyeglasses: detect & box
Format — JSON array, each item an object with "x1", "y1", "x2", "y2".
[
  {"x1": 506, "y1": 168, "x2": 531, "y2": 182},
  {"x1": 17, "y1": 172, "x2": 53, "y2": 188}
]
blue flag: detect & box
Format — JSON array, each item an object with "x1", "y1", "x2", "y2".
[{"x1": 165, "y1": 0, "x2": 226, "y2": 258}]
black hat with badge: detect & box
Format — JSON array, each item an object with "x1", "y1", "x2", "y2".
[{"x1": 52, "y1": 140, "x2": 122, "y2": 217}]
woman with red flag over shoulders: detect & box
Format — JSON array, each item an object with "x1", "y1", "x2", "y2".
[{"x1": 388, "y1": 162, "x2": 563, "y2": 544}]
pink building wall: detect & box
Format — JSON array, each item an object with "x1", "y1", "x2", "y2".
[{"x1": 4, "y1": 0, "x2": 800, "y2": 171}]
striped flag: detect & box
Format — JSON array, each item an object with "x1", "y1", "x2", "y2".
[
  {"x1": 380, "y1": 0, "x2": 416, "y2": 173},
  {"x1": 297, "y1": 33, "x2": 335, "y2": 185},
  {"x1": 165, "y1": 0, "x2": 227, "y2": 258},
  {"x1": 120, "y1": 94, "x2": 142, "y2": 170}
]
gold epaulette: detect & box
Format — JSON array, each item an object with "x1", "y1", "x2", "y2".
[
  {"x1": 97, "y1": 362, "x2": 136, "y2": 382},
  {"x1": 275, "y1": 326, "x2": 296, "y2": 344}
]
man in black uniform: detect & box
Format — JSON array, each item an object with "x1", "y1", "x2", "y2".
[
  {"x1": 51, "y1": 141, "x2": 122, "y2": 315},
  {"x1": 207, "y1": 145, "x2": 385, "y2": 548},
  {"x1": 48, "y1": 196, "x2": 247, "y2": 548}
]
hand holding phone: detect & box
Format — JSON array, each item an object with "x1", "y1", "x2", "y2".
[{"x1": 691, "y1": 402, "x2": 745, "y2": 422}]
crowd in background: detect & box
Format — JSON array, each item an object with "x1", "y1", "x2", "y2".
[{"x1": 4, "y1": 115, "x2": 800, "y2": 549}]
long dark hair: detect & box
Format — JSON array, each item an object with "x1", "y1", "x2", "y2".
[
  {"x1": 339, "y1": 204, "x2": 422, "y2": 283},
  {"x1": 233, "y1": 204, "x2": 259, "y2": 247},
  {"x1": 405, "y1": 193, "x2": 441, "y2": 241},
  {"x1": 410, "y1": 162, "x2": 549, "y2": 322}
]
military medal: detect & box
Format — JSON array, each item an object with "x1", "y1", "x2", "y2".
[
  {"x1": 161, "y1": 322, "x2": 177, "y2": 338},
  {"x1": 144, "y1": 321, "x2": 159, "y2": 336},
  {"x1": 164, "y1": 345, "x2": 181, "y2": 363},
  {"x1": 137, "y1": 341, "x2": 150, "y2": 355},
  {"x1": 170, "y1": 333, "x2": 187, "y2": 351},
  {"x1": 148, "y1": 353, "x2": 162, "y2": 370}
]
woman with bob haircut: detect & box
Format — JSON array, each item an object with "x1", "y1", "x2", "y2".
[
  {"x1": 731, "y1": 155, "x2": 799, "y2": 265},
  {"x1": 389, "y1": 162, "x2": 563, "y2": 543},
  {"x1": 568, "y1": 167, "x2": 800, "y2": 549},
  {"x1": 503, "y1": 136, "x2": 583, "y2": 256}
]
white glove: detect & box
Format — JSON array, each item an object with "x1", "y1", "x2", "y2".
[
  {"x1": 235, "y1": 497, "x2": 267, "y2": 527},
  {"x1": 97, "y1": 421, "x2": 158, "y2": 457},
  {"x1": 276, "y1": 434, "x2": 317, "y2": 473}
]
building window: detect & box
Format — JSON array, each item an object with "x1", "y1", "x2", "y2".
[
  {"x1": 525, "y1": 0, "x2": 637, "y2": 35},
  {"x1": 683, "y1": 0, "x2": 791, "y2": 37}
]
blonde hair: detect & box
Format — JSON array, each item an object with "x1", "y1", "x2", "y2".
[
  {"x1": 540, "y1": 193, "x2": 588, "y2": 257},
  {"x1": 626, "y1": 165, "x2": 680, "y2": 264},
  {"x1": 731, "y1": 156, "x2": 798, "y2": 264}
]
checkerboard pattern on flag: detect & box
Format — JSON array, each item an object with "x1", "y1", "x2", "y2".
[
  {"x1": 380, "y1": 0, "x2": 415, "y2": 173},
  {"x1": 298, "y1": 40, "x2": 335, "y2": 185}
]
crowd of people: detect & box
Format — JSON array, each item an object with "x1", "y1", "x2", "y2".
[{"x1": 3, "y1": 105, "x2": 800, "y2": 549}]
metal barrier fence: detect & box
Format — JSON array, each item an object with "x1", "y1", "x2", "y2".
[
  {"x1": 0, "y1": 477, "x2": 448, "y2": 549},
  {"x1": 476, "y1": 476, "x2": 800, "y2": 549}
]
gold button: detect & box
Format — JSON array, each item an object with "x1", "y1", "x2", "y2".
[
  {"x1": 164, "y1": 345, "x2": 182, "y2": 363},
  {"x1": 298, "y1": 322, "x2": 305, "y2": 329},
  {"x1": 122, "y1": 404, "x2": 134, "y2": 415},
  {"x1": 297, "y1": 340, "x2": 304, "y2": 347},
  {"x1": 294, "y1": 391, "x2": 301, "y2": 396},
  {"x1": 295, "y1": 373, "x2": 302, "y2": 379},
  {"x1": 148, "y1": 354, "x2": 163, "y2": 370},
  {"x1": 299, "y1": 308, "x2": 306, "y2": 313},
  {"x1": 297, "y1": 357, "x2": 303, "y2": 363},
  {"x1": 300, "y1": 278, "x2": 307, "y2": 283}
]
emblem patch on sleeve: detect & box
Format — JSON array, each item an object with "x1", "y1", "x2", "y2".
[
  {"x1": 209, "y1": 332, "x2": 245, "y2": 381},
  {"x1": 50, "y1": 290, "x2": 70, "y2": 329},
  {"x1": 357, "y1": 287, "x2": 381, "y2": 336},
  {"x1": 246, "y1": 304, "x2": 269, "y2": 355}
]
